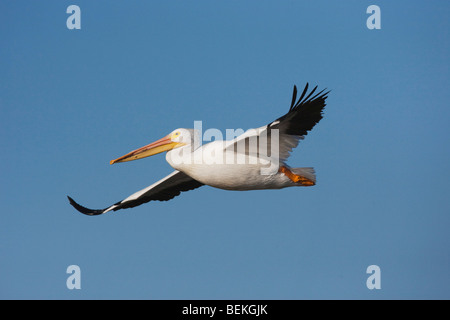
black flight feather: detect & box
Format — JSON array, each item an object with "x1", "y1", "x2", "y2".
[{"x1": 269, "y1": 83, "x2": 330, "y2": 137}]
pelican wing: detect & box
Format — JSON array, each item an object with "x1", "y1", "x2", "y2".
[
  {"x1": 67, "y1": 170, "x2": 204, "y2": 216},
  {"x1": 225, "y1": 83, "x2": 329, "y2": 161}
]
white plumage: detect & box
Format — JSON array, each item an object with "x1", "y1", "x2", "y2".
[{"x1": 68, "y1": 83, "x2": 329, "y2": 215}]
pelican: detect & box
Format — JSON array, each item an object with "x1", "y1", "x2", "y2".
[{"x1": 68, "y1": 83, "x2": 330, "y2": 215}]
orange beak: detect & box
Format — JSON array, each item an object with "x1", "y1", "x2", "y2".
[{"x1": 110, "y1": 134, "x2": 184, "y2": 164}]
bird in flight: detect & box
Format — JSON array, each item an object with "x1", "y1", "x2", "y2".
[{"x1": 68, "y1": 83, "x2": 330, "y2": 215}]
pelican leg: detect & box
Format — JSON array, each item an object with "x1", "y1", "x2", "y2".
[{"x1": 279, "y1": 166, "x2": 315, "y2": 186}]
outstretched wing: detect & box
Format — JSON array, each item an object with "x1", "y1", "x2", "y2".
[
  {"x1": 225, "y1": 83, "x2": 330, "y2": 161},
  {"x1": 267, "y1": 83, "x2": 330, "y2": 160},
  {"x1": 269, "y1": 83, "x2": 329, "y2": 136},
  {"x1": 67, "y1": 170, "x2": 204, "y2": 216}
]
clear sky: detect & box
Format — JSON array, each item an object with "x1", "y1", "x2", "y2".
[{"x1": 1, "y1": 0, "x2": 449, "y2": 299}]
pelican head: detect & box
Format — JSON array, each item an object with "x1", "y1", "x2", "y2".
[{"x1": 110, "y1": 128, "x2": 198, "y2": 165}]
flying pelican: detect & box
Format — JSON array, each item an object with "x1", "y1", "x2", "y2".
[{"x1": 68, "y1": 83, "x2": 329, "y2": 215}]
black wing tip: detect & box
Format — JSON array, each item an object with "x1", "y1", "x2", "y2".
[
  {"x1": 290, "y1": 85, "x2": 298, "y2": 110},
  {"x1": 291, "y1": 82, "x2": 330, "y2": 109},
  {"x1": 67, "y1": 195, "x2": 105, "y2": 216}
]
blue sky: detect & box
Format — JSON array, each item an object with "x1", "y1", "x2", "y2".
[{"x1": 1, "y1": 0, "x2": 449, "y2": 299}]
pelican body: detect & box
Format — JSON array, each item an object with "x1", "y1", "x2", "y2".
[
  {"x1": 164, "y1": 129, "x2": 313, "y2": 191},
  {"x1": 68, "y1": 84, "x2": 330, "y2": 215}
]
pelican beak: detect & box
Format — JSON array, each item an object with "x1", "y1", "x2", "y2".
[{"x1": 110, "y1": 134, "x2": 184, "y2": 164}]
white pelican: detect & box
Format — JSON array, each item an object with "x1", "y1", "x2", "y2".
[{"x1": 68, "y1": 83, "x2": 329, "y2": 215}]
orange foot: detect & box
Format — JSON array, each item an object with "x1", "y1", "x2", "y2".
[{"x1": 279, "y1": 166, "x2": 315, "y2": 186}]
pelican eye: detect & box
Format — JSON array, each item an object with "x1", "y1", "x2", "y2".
[{"x1": 171, "y1": 131, "x2": 181, "y2": 139}]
